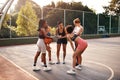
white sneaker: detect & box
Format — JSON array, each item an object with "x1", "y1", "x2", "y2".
[
  {"x1": 43, "y1": 67, "x2": 52, "y2": 71},
  {"x1": 67, "y1": 69, "x2": 76, "y2": 75},
  {"x1": 49, "y1": 61, "x2": 55, "y2": 65},
  {"x1": 41, "y1": 62, "x2": 44, "y2": 67},
  {"x1": 33, "y1": 66, "x2": 40, "y2": 71},
  {"x1": 75, "y1": 65, "x2": 82, "y2": 70}
]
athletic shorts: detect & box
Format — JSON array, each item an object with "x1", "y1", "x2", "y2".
[
  {"x1": 76, "y1": 38, "x2": 88, "y2": 51},
  {"x1": 36, "y1": 39, "x2": 46, "y2": 53},
  {"x1": 57, "y1": 38, "x2": 67, "y2": 44}
]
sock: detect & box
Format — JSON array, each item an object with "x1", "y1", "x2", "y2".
[{"x1": 78, "y1": 64, "x2": 82, "y2": 67}]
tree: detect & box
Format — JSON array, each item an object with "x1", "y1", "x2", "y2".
[
  {"x1": 104, "y1": 0, "x2": 120, "y2": 15},
  {"x1": 44, "y1": 1, "x2": 94, "y2": 27},
  {"x1": 14, "y1": 0, "x2": 41, "y2": 17},
  {"x1": 14, "y1": 0, "x2": 26, "y2": 12},
  {"x1": 16, "y1": 1, "x2": 38, "y2": 36}
]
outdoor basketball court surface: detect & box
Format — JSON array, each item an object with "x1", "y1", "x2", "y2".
[{"x1": 0, "y1": 37, "x2": 120, "y2": 80}]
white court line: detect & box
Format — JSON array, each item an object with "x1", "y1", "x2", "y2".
[
  {"x1": 0, "y1": 54, "x2": 39, "y2": 80},
  {"x1": 86, "y1": 61, "x2": 114, "y2": 80}
]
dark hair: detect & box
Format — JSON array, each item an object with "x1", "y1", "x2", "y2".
[
  {"x1": 57, "y1": 21, "x2": 62, "y2": 25},
  {"x1": 66, "y1": 25, "x2": 74, "y2": 33},
  {"x1": 37, "y1": 19, "x2": 46, "y2": 31}
]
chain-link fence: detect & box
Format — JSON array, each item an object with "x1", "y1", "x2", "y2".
[
  {"x1": 0, "y1": 7, "x2": 120, "y2": 38},
  {"x1": 43, "y1": 7, "x2": 120, "y2": 35}
]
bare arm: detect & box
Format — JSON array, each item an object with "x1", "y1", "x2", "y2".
[
  {"x1": 55, "y1": 28, "x2": 60, "y2": 38},
  {"x1": 67, "y1": 34, "x2": 75, "y2": 52}
]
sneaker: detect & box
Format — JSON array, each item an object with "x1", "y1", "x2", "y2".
[
  {"x1": 43, "y1": 67, "x2": 52, "y2": 71},
  {"x1": 63, "y1": 62, "x2": 65, "y2": 64},
  {"x1": 67, "y1": 69, "x2": 76, "y2": 75},
  {"x1": 41, "y1": 62, "x2": 44, "y2": 67},
  {"x1": 33, "y1": 66, "x2": 40, "y2": 71},
  {"x1": 56, "y1": 62, "x2": 60, "y2": 64},
  {"x1": 75, "y1": 65, "x2": 82, "y2": 70},
  {"x1": 49, "y1": 61, "x2": 55, "y2": 65}
]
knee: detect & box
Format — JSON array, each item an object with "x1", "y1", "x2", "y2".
[{"x1": 73, "y1": 53, "x2": 77, "y2": 58}]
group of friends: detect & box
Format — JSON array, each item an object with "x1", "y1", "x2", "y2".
[{"x1": 33, "y1": 18, "x2": 88, "y2": 75}]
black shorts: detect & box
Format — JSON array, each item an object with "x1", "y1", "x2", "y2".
[{"x1": 57, "y1": 38, "x2": 67, "y2": 44}]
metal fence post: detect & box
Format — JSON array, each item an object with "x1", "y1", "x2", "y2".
[
  {"x1": 10, "y1": 14, "x2": 12, "y2": 38},
  {"x1": 97, "y1": 14, "x2": 99, "y2": 34},
  {"x1": 41, "y1": 7, "x2": 43, "y2": 19},
  {"x1": 109, "y1": 15, "x2": 111, "y2": 34},
  {"x1": 82, "y1": 11, "x2": 84, "y2": 35},
  {"x1": 118, "y1": 15, "x2": 120, "y2": 33},
  {"x1": 64, "y1": 9, "x2": 66, "y2": 27}
]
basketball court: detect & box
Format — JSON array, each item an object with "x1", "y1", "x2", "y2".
[{"x1": 0, "y1": 37, "x2": 120, "y2": 80}]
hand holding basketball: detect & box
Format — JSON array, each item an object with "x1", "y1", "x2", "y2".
[{"x1": 44, "y1": 37, "x2": 53, "y2": 44}]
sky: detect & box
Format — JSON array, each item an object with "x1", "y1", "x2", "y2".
[
  {"x1": 0, "y1": 0, "x2": 112, "y2": 13},
  {"x1": 32, "y1": 0, "x2": 111, "y2": 13}
]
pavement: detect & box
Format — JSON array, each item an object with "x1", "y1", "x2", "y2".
[{"x1": 0, "y1": 37, "x2": 120, "y2": 80}]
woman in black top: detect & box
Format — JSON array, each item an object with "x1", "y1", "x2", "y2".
[{"x1": 56, "y1": 21, "x2": 67, "y2": 64}]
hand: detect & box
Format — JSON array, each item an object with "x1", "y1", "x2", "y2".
[{"x1": 58, "y1": 35, "x2": 62, "y2": 39}]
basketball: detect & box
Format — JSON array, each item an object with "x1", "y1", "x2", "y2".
[{"x1": 44, "y1": 37, "x2": 53, "y2": 44}]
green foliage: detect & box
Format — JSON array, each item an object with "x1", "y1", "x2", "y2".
[
  {"x1": 104, "y1": 0, "x2": 120, "y2": 15},
  {"x1": 11, "y1": 13, "x2": 18, "y2": 27},
  {"x1": 16, "y1": 1, "x2": 38, "y2": 36},
  {"x1": 15, "y1": 0, "x2": 41, "y2": 18},
  {"x1": 0, "y1": 27, "x2": 10, "y2": 38},
  {"x1": 2, "y1": 14, "x2": 10, "y2": 28}
]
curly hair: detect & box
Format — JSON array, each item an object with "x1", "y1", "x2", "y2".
[{"x1": 66, "y1": 25, "x2": 74, "y2": 34}]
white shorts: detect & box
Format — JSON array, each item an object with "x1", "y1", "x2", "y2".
[{"x1": 36, "y1": 39, "x2": 46, "y2": 53}]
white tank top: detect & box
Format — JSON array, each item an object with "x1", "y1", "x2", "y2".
[{"x1": 72, "y1": 26, "x2": 81, "y2": 35}]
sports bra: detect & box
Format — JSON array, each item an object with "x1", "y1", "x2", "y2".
[
  {"x1": 58, "y1": 28, "x2": 66, "y2": 37},
  {"x1": 39, "y1": 34, "x2": 45, "y2": 39},
  {"x1": 71, "y1": 34, "x2": 78, "y2": 41},
  {"x1": 38, "y1": 29, "x2": 45, "y2": 39}
]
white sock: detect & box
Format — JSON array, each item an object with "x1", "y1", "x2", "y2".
[{"x1": 78, "y1": 64, "x2": 82, "y2": 67}]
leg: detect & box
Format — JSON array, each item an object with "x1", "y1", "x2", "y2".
[
  {"x1": 42, "y1": 52, "x2": 52, "y2": 71},
  {"x1": 67, "y1": 51, "x2": 78, "y2": 74},
  {"x1": 75, "y1": 42, "x2": 79, "y2": 66},
  {"x1": 73, "y1": 50, "x2": 83, "y2": 70},
  {"x1": 56, "y1": 44, "x2": 61, "y2": 63},
  {"x1": 42, "y1": 53, "x2": 47, "y2": 67},
  {"x1": 76, "y1": 44, "x2": 88, "y2": 66},
  {"x1": 62, "y1": 44, "x2": 67, "y2": 63},
  {"x1": 34, "y1": 51, "x2": 40, "y2": 66},
  {"x1": 47, "y1": 45, "x2": 51, "y2": 61},
  {"x1": 77, "y1": 50, "x2": 84, "y2": 65},
  {"x1": 72, "y1": 51, "x2": 78, "y2": 68}
]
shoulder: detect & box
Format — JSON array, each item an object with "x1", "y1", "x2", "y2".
[{"x1": 56, "y1": 27, "x2": 58, "y2": 30}]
